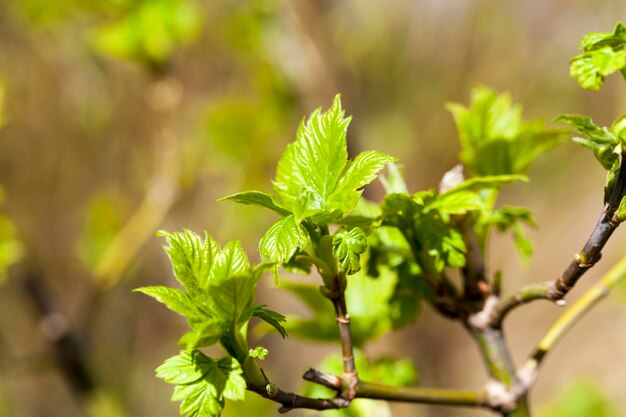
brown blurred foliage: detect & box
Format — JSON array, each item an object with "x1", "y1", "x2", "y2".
[{"x1": 0, "y1": 1, "x2": 626, "y2": 417}]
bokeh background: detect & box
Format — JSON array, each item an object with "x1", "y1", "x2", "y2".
[{"x1": 1, "y1": 1, "x2": 626, "y2": 416}]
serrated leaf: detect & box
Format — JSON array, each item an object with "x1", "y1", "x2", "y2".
[
  {"x1": 252, "y1": 305, "x2": 287, "y2": 338},
  {"x1": 157, "y1": 350, "x2": 211, "y2": 385},
  {"x1": 327, "y1": 150, "x2": 396, "y2": 214},
  {"x1": 259, "y1": 215, "x2": 308, "y2": 267},
  {"x1": 210, "y1": 241, "x2": 251, "y2": 282},
  {"x1": 273, "y1": 95, "x2": 394, "y2": 223},
  {"x1": 134, "y1": 286, "x2": 199, "y2": 319},
  {"x1": 160, "y1": 230, "x2": 220, "y2": 294},
  {"x1": 570, "y1": 22, "x2": 626, "y2": 90},
  {"x1": 159, "y1": 351, "x2": 245, "y2": 417},
  {"x1": 273, "y1": 95, "x2": 350, "y2": 213},
  {"x1": 219, "y1": 191, "x2": 290, "y2": 216},
  {"x1": 332, "y1": 227, "x2": 368, "y2": 275}
]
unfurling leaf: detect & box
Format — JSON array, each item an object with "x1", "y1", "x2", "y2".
[
  {"x1": 332, "y1": 227, "x2": 368, "y2": 275},
  {"x1": 252, "y1": 305, "x2": 287, "y2": 338},
  {"x1": 248, "y1": 346, "x2": 269, "y2": 360}
]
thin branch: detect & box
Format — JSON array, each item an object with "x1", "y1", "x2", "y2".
[
  {"x1": 330, "y1": 289, "x2": 358, "y2": 398},
  {"x1": 517, "y1": 254, "x2": 626, "y2": 388},
  {"x1": 355, "y1": 380, "x2": 489, "y2": 407},
  {"x1": 488, "y1": 155, "x2": 626, "y2": 324},
  {"x1": 248, "y1": 383, "x2": 349, "y2": 413},
  {"x1": 251, "y1": 370, "x2": 490, "y2": 413},
  {"x1": 488, "y1": 281, "x2": 563, "y2": 328}
]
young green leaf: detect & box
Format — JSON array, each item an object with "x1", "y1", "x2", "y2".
[
  {"x1": 259, "y1": 215, "x2": 309, "y2": 267},
  {"x1": 252, "y1": 305, "x2": 287, "y2": 338},
  {"x1": 447, "y1": 87, "x2": 567, "y2": 176},
  {"x1": 273, "y1": 95, "x2": 394, "y2": 223},
  {"x1": 133, "y1": 286, "x2": 198, "y2": 319},
  {"x1": 208, "y1": 274, "x2": 257, "y2": 328},
  {"x1": 160, "y1": 229, "x2": 220, "y2": 294},
  {"x1": 157, "y1": 350, "x2": 246, "y2": 417},
  {"x1": 555, "y1": 114, "x2": 619, "y2": 170},
  {"x1": 218, "y1": 191, "x2": 290, "y2": 216},
  {"x1": 178, "y1": 319, "x2": 224, "y2": 350},
  {"x1": 210, "y1": 240, "x2": 251, "y2": 282},
  {"x1": 248, "y1": 346, "x2": 269, "y2": 360},
  {"x1": 332, "y1": 227, "x2": 368, "y2": 275},
  {"x1": 570, "y1": 22, "x2": 626, "y2": 90},
  {"x1": 379, "y1": 162, "x2": 409, "y2": 194}
]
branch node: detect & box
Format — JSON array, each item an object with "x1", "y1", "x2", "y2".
[
  {"x1": 467, "y1": 295, "x2": 499, "y2": 331},
  {"x1": 484, "y1": 380, "x2": 517, "y2": 413}
]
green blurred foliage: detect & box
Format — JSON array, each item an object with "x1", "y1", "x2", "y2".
[
  {"x1": 91, "y1": 0, "x2": 202, "y2": 68},
  {"x1": 538, "y1": 381, "x2": 625, "y2": 417},
  {"x1": 76, "y1": 189, "x2": 130, "y2": 269}
]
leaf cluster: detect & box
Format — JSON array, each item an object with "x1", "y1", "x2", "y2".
[
  {"x1": 135, "y1": 230, "x2": 284, "y2": 417},
  {"x1": 570, "y1": 22, "x2": 626, "y2": 90}
]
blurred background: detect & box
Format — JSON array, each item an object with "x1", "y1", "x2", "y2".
[{"x1": 1, "y1": 0, "x2": 626, "y2": 416}]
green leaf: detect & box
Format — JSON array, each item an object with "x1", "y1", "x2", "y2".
[
  {"x1": 273, "y1": 95, "x2": 394, "y2": 223},
  {"x1": 208, "y1": 275, "x2": 257, "y2": 328},
  {"x1": 332, "y1": 227, "x2": 368, "y2": 275},
  {"x1": 158, "y1": 351, "x2": 246, "y2": 417},
  {"x1": 91, "y1": 0, "x2": 202, "y2": 67},
  {"x1": 570, "y1": 22, "x2": 626, "y2": 90},
  {"x1": 556, "y1": 114, "x2": 619, "y2": 170},
  {"x1": 379, "y1": 162, "x2": 409, "y2": 194},
  {"x1": 252, "y1": 305, "x2": 287, "y2": 338},
  {"x1": 441, "y1": 175, "x2": 528, "y2": 194},
  {"x1": 447, "y1": 87, "x2": 567, "y2": 176},
  {"x1": 134, "y1": 286, "x2": 198, "y2": 319},
  {"x1": 160, "y1": 230, "x2": 220, "y2": 294},
  {"x1": 178, "y1": 319, "x2": 224, "y2": 349},
  {"x1": 259, "y1": 215, "x2": 309, "y2": 267},
  {"x1": 248, "y1": 346, "x2": 269, "y2": 360},
  {"x1": 479, "y1": 206, "x2": 536, "y2": 263},
  {"x1": 428, "y1": 190, "x2": 485, "y2": 215},
  {"x1": 327, "y1": 150, "x2": 396, "y2": 214},
  {"x1": 219, "y1": 191, "x2": 290, "y2": 216},
  {"x1": 210, "y1": 241, "x2": 251, "y2": 282}
]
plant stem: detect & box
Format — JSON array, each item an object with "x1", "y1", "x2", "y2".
[
  {"x1": 355, "y1": 381, "x2": 488, "y2": 407},
  {"x1": 253, "y1": 371, "x2": 490, "y2": 413},
  {"x1": 469, "y1": 327, "x2": 530, "y2": 416},
  {"x1": 331, "y1": 290, "x2": 358, "y2": 397},
  {"x1": 490, "y1": 282, "x2": 558, "y2": 328},
  {"x1": 519, "y1": 254, "x2": 626, "y2": 381},
  {"x1": 488, "y1": 156, "x2": 626, "y2": 323}
]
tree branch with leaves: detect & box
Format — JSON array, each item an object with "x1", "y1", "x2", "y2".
[{"x1": 137, "y1": 22, "x2": 626, "y2": 417}]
